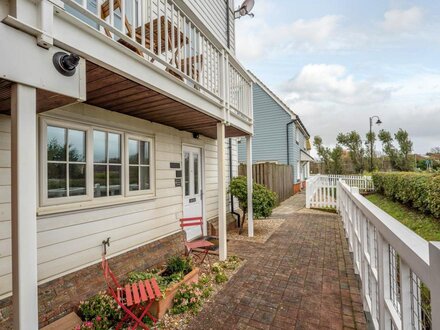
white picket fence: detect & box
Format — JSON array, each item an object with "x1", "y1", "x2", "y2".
[
  {"x1": 337, "y1": 181, "x2": 440, "y2": 329},
  {"x1": 306, "y1": 174, "x2": 373, "y2": 209}
]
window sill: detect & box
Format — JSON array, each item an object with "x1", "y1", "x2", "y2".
[{"x1": 37, "y1": 194, "x2": 157, "y2": 216}]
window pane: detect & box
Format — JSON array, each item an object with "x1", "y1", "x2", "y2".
[
  {"x1": 129, "y1": 166, "x2": 139, "y2": 191},
  {"x1": 94, "y1": 130, "x2": 107, "y2": 163},
  {"x1": 193, "y1": 153, "x2": 199, "y2": 195},
  {"x1": 109, "y1": 165, "x2": 122, "y2": 196},
  {"x1": 108, "y1": 133, "x2": 121, "y2": 163},
  {"x1": 69, "y1": 129, "x2": 86, "y2": 162},
  {"x1": 129, "y1": 139, "x2": 139, "y2": 164},
  {"x1": 140, "y1": 141, "x2": 150, "y2": 165},
  {"x1": 47, "y1": 126, "x2": 66, "y2": 161},
  {"x1": 94, "y1": 165, "x2": 107, "y2": 197},
  {"x1": 140, "y1": 166, "x2": 150, "y2": 190},
  {"x1": 69, "y1": 164, "x2": 86, "y2": 196},
  {"x1": 184, "y1": 152, "x2": 190, "y2": 196},
  {"x1": 47, "y1": 163, "x2": 67, "y2": 198}
]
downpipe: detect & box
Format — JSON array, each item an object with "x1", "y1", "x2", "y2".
[{"x1": 229, "y1": 138, "x2": 241, "y2": 228}]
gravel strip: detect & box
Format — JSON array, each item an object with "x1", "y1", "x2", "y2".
[{"x1": 227, "y1": 218, "x2": 285, "y2": 243}]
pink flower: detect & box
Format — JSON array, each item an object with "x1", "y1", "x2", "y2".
[{"x1": 96, "y1": 316, "x2": 102, "y2": 322}]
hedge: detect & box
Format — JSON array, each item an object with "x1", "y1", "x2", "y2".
[{"x1": 372, "y1": 172, "x2": 440, "y2": 218}]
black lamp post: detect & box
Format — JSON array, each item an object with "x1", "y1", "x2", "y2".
[{"x1": 369, "y1": 116, "x2": 382, "y2": 171}]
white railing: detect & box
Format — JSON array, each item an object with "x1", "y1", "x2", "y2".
[
  {"x1": 60, "y1": 0, "x2": 252, "y2": 122},
  {"x1": 337, "y1": 181, "x2": 440, "y2": 329},
  {"x1": 306, "y1": 174, "x2": 373, "y2": 209}
]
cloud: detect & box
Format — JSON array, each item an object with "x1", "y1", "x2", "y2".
[
  {"x1": 281, "y1": 64, "x2": 392, "y2": 105},
  {"x1": 278, "y1": 65, "x2": 440, "y2": 154},
  {"x1": 380, "y1": 7, "x2": 424, "y2": 33},
  {"x1": 235, "y1": 13, "x2": 343, "y2": 61}
]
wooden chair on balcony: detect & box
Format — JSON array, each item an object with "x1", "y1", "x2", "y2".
[{"x1": 99, "y1": 0, "x2": 203, "y2": 82}]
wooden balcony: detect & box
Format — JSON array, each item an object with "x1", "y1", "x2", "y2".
[{"x1": 47, "y1": 0, "x2": 253, "y2": 135}]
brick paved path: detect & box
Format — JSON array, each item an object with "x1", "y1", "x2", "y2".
[{"x1": 188, "y1": 197, "x2": 367, "y2": 330}]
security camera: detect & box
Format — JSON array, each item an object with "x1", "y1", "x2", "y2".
[{"x1": 53, "y1": 52, "x2": 80, "y2": 77}]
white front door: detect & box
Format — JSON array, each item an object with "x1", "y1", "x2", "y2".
[{"x1": 183, "y1": 146, "x2": 202, "y2": 219}]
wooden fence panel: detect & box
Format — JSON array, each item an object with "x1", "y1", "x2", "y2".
[{"x1": 238, "y1": 163, "x2": 294, "y2": 204}]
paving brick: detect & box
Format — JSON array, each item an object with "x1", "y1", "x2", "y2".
[{"x1": 187, "y1": 195, "x2": 367, "y2": 330}]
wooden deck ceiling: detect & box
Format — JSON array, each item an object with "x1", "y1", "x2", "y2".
[{"x1": 0, "y1": 62, "x2": 246, "y2": 139}]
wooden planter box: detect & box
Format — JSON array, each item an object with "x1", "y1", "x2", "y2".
[{"x1": 150, "y1": 267, "x2": 200, "y2": 319}]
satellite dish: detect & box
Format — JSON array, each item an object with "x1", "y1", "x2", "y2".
[{"x1": 234, "y1": 0, "x2": 255, "y2": 19}]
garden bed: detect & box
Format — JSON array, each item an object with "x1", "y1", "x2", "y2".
[
  {"x1": 156, "y1": 256, "x2": 244, "y2": 329},
  {"x1": 74, "y1": 255, "x2": 244, "y2": 330}
]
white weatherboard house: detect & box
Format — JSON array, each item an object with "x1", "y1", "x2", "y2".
[{"x1": 0, "y1": 0, "x2": 255, "y2": 327}]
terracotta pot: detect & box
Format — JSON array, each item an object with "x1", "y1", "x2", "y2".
[{"x1": 150, "y1": 267, "x2": 200, "y2": 319}]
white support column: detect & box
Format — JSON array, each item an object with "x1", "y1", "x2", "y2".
[
  {"x1": 11, "y1": 84, "x2": 38, "y2": 330},
  {"x1": 246, "y1": 135, "x2": 253, "y2": 237},
  {"x1": 217, "y1": 122, "x2": 227, "y2": 261}
]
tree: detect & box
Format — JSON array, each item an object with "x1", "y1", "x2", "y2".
[
  {"x1": 378, "y1": 129, "x2": 398, "y2": 169},
  {"x1": 378, "y1": 129, "x2": 414, "y2": 171},
  {"x1": 394, "y1": 129, "x2": 413, "y2": 171},
  {"x1": 313, "y1": 136, "x2": 331, "y2": 173},
  {"x1": 330, "y1": 145, "x2": 344, "y2": 174},
  {"x1": 336, "y1": 131, "x2": 366, "y2": 173}
]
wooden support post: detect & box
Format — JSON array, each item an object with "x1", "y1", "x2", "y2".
[
  {"x1": 11, "y1": 84, "x2": 38, "y2": 330},
  {"x1": 246, "y1": 135, "x2": 253, "y2": 237},
  {"x1": 217, "y1": 122, "x2": 227, "y2": 261}
]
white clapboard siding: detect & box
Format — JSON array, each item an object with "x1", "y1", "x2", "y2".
[
  {"x1": 185, "y1": 0, "x2": 235, "y2": 51},
  {"x1": 0, "y1": 103, "x2": 242, "y2": 297}
]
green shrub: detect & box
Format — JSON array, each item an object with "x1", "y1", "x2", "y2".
[
  {"x1": 163, "y1": 255, "x2": 193, "y2": 277},
  {"x1": 229, "y1": 176, "x2": 277, "y2": 219},
  {"x1": 214, "y1": 272, "x2": 228, "y2": 284},
  {"x1": 372, "y1": 172, "x2": 440, "y2": 218},
  {"x1": 78, "y1": 292, "x2": 122, "y2": 329}
]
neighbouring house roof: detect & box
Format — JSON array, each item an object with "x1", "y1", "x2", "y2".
[{"x1": 247, "y1": 70, "x2": 311, "y2": 139}]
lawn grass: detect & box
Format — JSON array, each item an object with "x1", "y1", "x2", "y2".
[{"x1": 366, "y1": 193, "x2": 440, "y2": 241}]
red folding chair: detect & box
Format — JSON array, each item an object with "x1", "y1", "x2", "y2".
[
  {"x1": 101, "y1": 241, "x2": 161, "y2": 330},
  {"x1": 179, "y1": 217, "x2": 214, "y2": 264}
]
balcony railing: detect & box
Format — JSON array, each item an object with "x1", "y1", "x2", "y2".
[{"x1": 59, "y1": 0, "x2": 252, "y2": 123}]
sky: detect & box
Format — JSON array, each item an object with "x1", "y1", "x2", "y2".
[{"x1": 234, "y1": 0, "x2": 440, "y2": 155}]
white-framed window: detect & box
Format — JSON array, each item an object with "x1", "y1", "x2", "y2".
[
  {"x1": 295, "y1": 127, "x2": 300, "y2": 144},
  {"x1": 126, "y1": 135, "x2": 154, "y2": 196},
  {"x1": 40, "y1": 118, "x2": 155, "y2": 208},
  {"x1": 41, "y1": 119, "x2": 92, "y2": 206},
  {"x1": 93, "y1": 130, "x2": 123, "y2": 198}
]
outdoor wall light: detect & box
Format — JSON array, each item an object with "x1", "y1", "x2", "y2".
[
  {"x1": 53, "y1": 52, "x2": 80, "y2": 76},
  {"x1": 193, "y1": 132, "x2": 200, "y2": 139}
]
